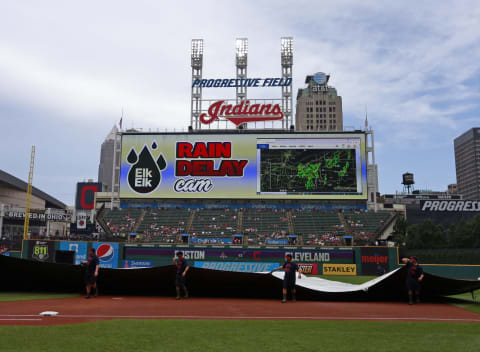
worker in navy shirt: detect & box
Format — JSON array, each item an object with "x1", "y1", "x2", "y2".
[
  {"x1": 173, "y1": 251, "x2": 190, "y2": 300},
  {"x1": 402, "y1": 256, "x2": 424, "y2": 305},
  {"x1": 271, "y1": 254, "x2": 302, "y2": 303},
  {"x1": 81, "y1": 248, "x2": 99, "y2": 299}
]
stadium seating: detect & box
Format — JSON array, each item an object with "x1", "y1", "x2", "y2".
[
  {"x1": 242, "y1": 208, "x2": 290, "y2": 244},
  {"x1": 291, "y1": 209, "x2": 345, "y2": 245},
  {"x1": 190, "y1": 208, "x2": 238, "y2": 238},
  {"x1": 103, "y1": 208, "x2": 143, "y2": 234},
  {"x1": 95, "y1": 207, "x2": 395, "y2": 246},
  {"x1": 136, "y1": 208, "x2": 190, "y2": 243},
  {"x1": 343, "y1": 210, "x2": 392, "y2": 244}
]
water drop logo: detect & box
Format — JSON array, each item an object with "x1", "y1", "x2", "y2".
[
  {"x1": 126, "y1": 141, "x2": 167, "y2": 194},
  {"x1": 96, "y1": 244, "x2": 115, "y2": 262}
]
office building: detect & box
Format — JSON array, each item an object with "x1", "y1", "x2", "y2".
[
  {"x1": 295, "y1": 72, "x2": 343, "y2": 132},
  {"x1": 98, "y1": 126, "x2": 120, "y2": 193},
  {"x1": 454, "y1": 128, "x2": 480, "y2": 199}
]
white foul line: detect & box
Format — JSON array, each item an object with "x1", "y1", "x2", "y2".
[{"x1": 0, "y1": 314, "x2": 478, "y2": 323}]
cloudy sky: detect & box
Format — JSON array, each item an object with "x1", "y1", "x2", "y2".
[{"x1": 1, "y1": 0, "x2": 479, "y2": 204}]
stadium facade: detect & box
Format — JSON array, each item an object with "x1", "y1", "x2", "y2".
[{"x1": 0, "y1": 169, "x2": 70, "y2": 251}]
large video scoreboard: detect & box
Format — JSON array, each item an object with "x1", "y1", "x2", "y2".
[{"x1": 119, "y1": 132, "x2": 368, "y2": 200}]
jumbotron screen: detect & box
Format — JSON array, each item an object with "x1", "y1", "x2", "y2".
[{"x1": 119, "y1": 133, "x2": 367, "y2": 200}]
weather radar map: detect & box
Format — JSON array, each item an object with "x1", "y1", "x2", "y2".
[{"x1": 259, "y1": 148, "x2": 358, "y2": 194}]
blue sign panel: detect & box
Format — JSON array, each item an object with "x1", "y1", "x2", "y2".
[
  {"x1": 59, "y1": 241, "x2": 88, "y2": 265},
  {"x1": 190, "y1": 238, "x2": 233, "y2": 244},
  {"x1": 92, "y1": 242, "x2": 119, "y2": 268},
  {"x1": 122, "y1": 260, "x2": 153, "y2": 268},
  {"x1": 194, "y1": 261, "x2": 279, "y2": 273},
  {"x1": 265, "y1": 239, "x2": 289, "y2": 245}
]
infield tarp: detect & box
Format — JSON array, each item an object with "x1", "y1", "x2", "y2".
[{"x1": 1, "y1": 255, "x2": 480, "y2": 301}]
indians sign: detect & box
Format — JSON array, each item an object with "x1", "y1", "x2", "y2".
[{"x1": 199, "y1": 100, "x2": 284, "y2": 126}]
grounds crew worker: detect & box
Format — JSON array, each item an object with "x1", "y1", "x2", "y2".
[
  {"x1": 402, "y1": 256, "x2": 424, "y2": 305},
  {"x1": 81, "y1": 248, "x2": 99, "y2": 299},
  {"x1": 271, "y1": 254, "x2": 302, "y2": 303},
  {"x1": 173, "y1": 251, "x2": 190, "y2": 300}
]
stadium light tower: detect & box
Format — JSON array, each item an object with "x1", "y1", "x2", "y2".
[
  {"x1": 191, "y1": 39, "x2": 204, "y2": 130},
  {"x1": 281, "y1": 37, "x2": 293, "y2": 129},
  {"x1": 235, "y1": 38, "x2": 248, "y2": 104},
  {"x1": 235, "y1": 38, "x2": 248, "y2": 129}
]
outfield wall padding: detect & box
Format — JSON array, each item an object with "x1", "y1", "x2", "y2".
[{"x1": 1, "y1": 255, "x2": 480, "y2": 301}]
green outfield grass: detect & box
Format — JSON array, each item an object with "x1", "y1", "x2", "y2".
[
  {"x1": 310, "y1": 275, "x2": 375, "y2": 284},
  {"x1": 446, "y1": 290, "x2": 480, "y2": 314},
  {"x1": 314, "y1": 275, "x2": 480, "y2": 315},
  {"x1": 1, "y1": 319, "x2": 479, "y2": 352},
  {"x1": 0, "y1": 292, "x2": 78, "y2": 302}
]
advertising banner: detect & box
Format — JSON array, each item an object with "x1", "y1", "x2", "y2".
[
  {"x1": 360, "y1": 247, "x2": 389, "y2": 275},
  {"x1": 4, "y1": 209, "x2": 71, "y2": 222},
  {"x1": 420, "y1": 200, "x2": 480, "y2": 212},
  {"x1": 323, "y1": 264, "x2": 357, "y2": 275},
  {"x1": 284, "y1": 250, "x2": 353, "y2": 263},
  {"x1": 120, "y1": 133, "x2": 367, "y2": 200},
  {"x1": 298, "y1": 263, "x2": 319, "y2": 275},
  {"x1": 194, "y1": 261, "x2": 279, "y2": 273},
  {"x1": 122, "y1": 260, "x2": 153, "y2": 268},
  {"x1": 189, "y1": 238, "x2": 233, "y2": 244},
  {"x1": 91, "y1": 242, "x2": 119, "y2": 268},
  {"x1": 59, "y1": 241, "x2": 88, "y2": 265},
  {"x1": 75, "y1": 182, "x2": 102, "y2": 210},
  {"x1": 125, "y1": 247, "x2": 354, "y2": 264},
  {"x1": 266, "y1": 239, "x2": 289, "y2": 245},
  {"x1": 27, "y1": 240, "x2": 55, "y2": 262}
]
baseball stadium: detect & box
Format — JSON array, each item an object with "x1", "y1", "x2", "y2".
[{"x1": 1, "y1": 38, "x2": 480, "y2": 351}]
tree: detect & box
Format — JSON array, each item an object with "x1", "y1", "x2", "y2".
[
  {"x1": 406, "y1": 220, "x2": 446, "y2": 249},
  {"x1": 391, "y1": 213, "x2": 407, "y2": 246}
]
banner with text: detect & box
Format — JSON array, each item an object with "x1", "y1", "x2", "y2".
[
  {"x1": 125, "y1": 247, "x2": 354, "y2": 265},
  {"x1": 298, "y1": 263, "x2": 319, "y2": 275},
  {"x1": 27, "y1": 240, "x2": 56, "y2": 263},
  {"x1": 194, "y1": 261, "x2": 279, "y2": 273},
  {"x1": 322, "y1": 264, "x2": 357, "y2": 276},
  {"x1": 122, "y1": 260, "x2": 153, "y2": 268},
  {"x1": 360, "y1": 247, "x2": 389, "y2": 275}
]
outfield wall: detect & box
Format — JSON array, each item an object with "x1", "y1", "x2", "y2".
[
  {"x1": 10, "y1": 240, "x2": 480, "y2": 279},
  {"x1": 19, "y1": 240, "x2": 398, "y2": 275}
]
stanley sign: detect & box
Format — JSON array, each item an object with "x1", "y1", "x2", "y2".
[{"x1": 322, "y1": 264, "x2": 357, "y2": 276}]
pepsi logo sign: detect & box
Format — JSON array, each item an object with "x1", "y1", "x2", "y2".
[{"x1": 96, "y1": 244, "x2": 115, "y2": 262}]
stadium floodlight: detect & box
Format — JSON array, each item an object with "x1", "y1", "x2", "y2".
[
  {"x1": 280, "y1": 37, "x2": 293, "y2": 129},
  {"x1": 235, "y1": 38, "x2": 248, "y2": 58},
  {"x1": 235, "y1": 38, "x2": 248, "y2": 109},
  {"x1": 281, "y1": 37, "x2": 293, "y2": 57},
  {"x1": 191, "y1": 39, "x2": 204, "y2": 129},
  {"x1": 191, "y1": 39, "x2": 204, "y2": 60}
]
